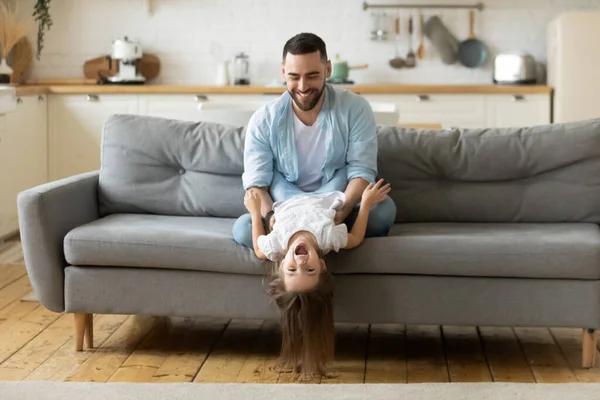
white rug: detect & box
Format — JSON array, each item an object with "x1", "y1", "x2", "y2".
[{"x1": 2, "y1": 382, "x2": 600, "y2": 400}]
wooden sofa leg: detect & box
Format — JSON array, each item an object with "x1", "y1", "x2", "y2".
[
  {"x1": 582, "y1": 328, "x2": 598, "y2": 368},
  {"x1": 85, "y1": 313, "x2": 94, "y2": 349},
  {"x1": 74, "y1": 313, "x2": 93, "y2": 351}
]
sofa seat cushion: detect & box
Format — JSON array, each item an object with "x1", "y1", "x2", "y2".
[
  {"x1": 65, "y1": 216, "x2": 600, "y2": 280},
  {"x1": 64, "y1": 214, "x2": 268, "y2": 275},
  {"x1": 325, "y1": 222, "x2": 600, "y2": 279}
]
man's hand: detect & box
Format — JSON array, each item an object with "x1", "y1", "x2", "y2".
[
  {"x1": 245, "y1": 186, "x2": 274, "y2": 217},
  {"x1": 244, "y1": 190, "x2": 262, "y2": 216},
  {"x1": 361, "y1": 178, "x2": 391, "y2": 208}
]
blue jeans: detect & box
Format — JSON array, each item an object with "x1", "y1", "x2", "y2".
[{"x1": 232, "y1": 169, "x2": 397, "y2": 248}]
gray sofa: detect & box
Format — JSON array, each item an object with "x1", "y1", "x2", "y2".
[{"x1": 17, "y1": 114, "x2": 600, "y2": 367}]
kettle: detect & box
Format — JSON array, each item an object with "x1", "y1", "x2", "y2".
[{"x1": 233, "y1": 52, "x2": 250, "y2": 85}]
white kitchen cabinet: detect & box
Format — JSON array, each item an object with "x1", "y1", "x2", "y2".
[
  {"x1": 201, "y1": 94, "x2": 282, "y2": 105},
  {"x1": 137, "y1": 93, "x2": 280, "y2": 122},
  {"x1": 48, "y1": 94, "x2": 138, "y2": 181},
  {"x1": 0, "y1": 95, "x2": 47, "y2": 231},
  {"x1": 363, "y1": 94, "x2": 488, "y2": 128},
  {"x1": 486, "y1": 94, "x2": 551, "y2": 128},
  {"x1": 137, "y1": 94, "x2": 208, "y2": 122},
  {"x1": 48, "y1": 93, "x2": 279, "y2": 182},
  {"x1": 362, "y1": 93, "x2": 551, "y2": 129},
  {"x1": 44, "y1": 90, "x2": 552, "y2": 184},
  {"x1": 0, "y1": 113, "x2": 10, "y2": 229}
]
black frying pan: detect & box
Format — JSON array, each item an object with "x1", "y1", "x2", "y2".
[{"x1": 457, "y1": 10, "x2": 488, "y2": 68}]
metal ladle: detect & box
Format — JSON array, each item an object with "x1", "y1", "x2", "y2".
[
  {"x1": 405, "y1": 15, "x2": 416, "y2": 68},
  {"x1": 389, "y1": 17, "x2": 405, "y2": 69}
]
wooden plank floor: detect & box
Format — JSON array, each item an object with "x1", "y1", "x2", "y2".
[{"x1": 1, "y1": 237, "x2": 599, "y2": 383}]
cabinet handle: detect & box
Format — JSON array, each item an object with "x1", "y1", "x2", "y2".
[
  {"x1": 38, "y1": 95, "x2": 44, "y2": 102},
  {"x1": 512, "y1": 95, "x2": 525, "y2": 102},
  {"x1": 16, "y1": 97, "x2": 23, "y2": 104},
  {"x1": 194, "y1": 95, "x2": 208, "y2": 102},
  {"x1": 415, "y1": 94, "x2": 430, "y2": 102},
  {"x1": 86, "y1": 94, "x2": 99, "y2": 102}
]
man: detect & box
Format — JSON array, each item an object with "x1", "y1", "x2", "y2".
[{"x1": 232, "y1": 32, "x2": 396, "y2": 248}]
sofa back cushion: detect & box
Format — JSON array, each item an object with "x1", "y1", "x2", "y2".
[
  {"x1": 377, "y1": 118, "x2": 600, "y2": 223},
  {"x1": 99, "y1": 114, "x2": 246, "y2": 218},
  {"x1": 100, "y1": 114, "x2": 600, "y2": 223}
]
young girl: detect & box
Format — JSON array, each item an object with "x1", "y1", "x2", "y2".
[{"x1": 243, "y1": 178, "x2": 391, "y2": 380}]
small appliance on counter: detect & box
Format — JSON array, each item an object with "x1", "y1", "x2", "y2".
[
  {"x1": 493, "y1": 52, "x2": 538, "y2": 85},
  {"x1": 105, "y1": 36, "x2": 146, "y2": 85},
  {"x1": 327, "y1": 54, "x2": 367, "y2": 85},
  {"x1": 232, "y1": 52, "x2": 250, "y2": 85}
]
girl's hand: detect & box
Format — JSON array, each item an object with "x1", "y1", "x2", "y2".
[
  {"x1": 244, "y1": 190, "x2": 262, "y2": 216},
  {"x1": 361, "y1": 178, "x2": 391, "y2": 208}
]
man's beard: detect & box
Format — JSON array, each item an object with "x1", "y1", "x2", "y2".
[{"x1": 289, "y1": 83, "x2": 325, "y2": 111}]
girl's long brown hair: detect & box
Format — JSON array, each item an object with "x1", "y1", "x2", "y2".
[{"x1": 265, "y1": 260, "x2": 335, "y2": 380}]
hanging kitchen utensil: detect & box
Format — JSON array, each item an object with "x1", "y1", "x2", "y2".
[
  {"x1": 423, "y1": 15, "x2": 459, "y2": 65},
  {"x1": 370, "y1": 12, "x2": 389, "y2": 41},
  {"x1": 457, "y1": 10, "x2": 488, "y2": 68},
  {"x1": 405, "y1": 15, "x2": 416, "y2": 68},
  {"x1": 389, "y1": 17, "x2": 405, "y2": 69},
  {"x1": 417, "y1": 12, "x2": 425, "y2": 59}
]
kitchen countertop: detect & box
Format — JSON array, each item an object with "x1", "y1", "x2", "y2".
[{"x1": 14, "y1": 82, "x2": 553, "y2": 96}]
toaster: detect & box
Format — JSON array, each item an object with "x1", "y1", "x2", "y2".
[{"x1": 493, "y1": 52, "x2": 538, "y2": 84}]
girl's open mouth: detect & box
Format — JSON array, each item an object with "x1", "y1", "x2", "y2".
[{"x1": 295, "y1": 243, "x2": 308, "y2": 255}]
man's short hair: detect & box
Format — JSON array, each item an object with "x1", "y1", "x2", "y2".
[{"x1": 282, "y1": 33, "x2": 328, "y2": 63}]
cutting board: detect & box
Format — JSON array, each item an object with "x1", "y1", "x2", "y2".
[
  {"x1": 8, "y1": 37, "x2": 33, "y2": 84},
  {"x1": 83, "y1": 53, "x2": 161, "y2": 81}
]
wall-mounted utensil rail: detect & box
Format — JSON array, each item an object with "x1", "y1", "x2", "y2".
[{"x1": 362, "y1": 2, "x2": 484, "y2": 11}]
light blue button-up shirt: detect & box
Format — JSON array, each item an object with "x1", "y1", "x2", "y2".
[{"x1": 242, "y1": 83, "x2": 378, "y2": 191}]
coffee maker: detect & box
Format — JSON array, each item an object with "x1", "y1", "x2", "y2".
[
  {"x1": 107, "y1": 36, "x2": 146, "y2": 84},
  {"x1": 232, "y1": 52, "x2": 250, "y2": 85}
]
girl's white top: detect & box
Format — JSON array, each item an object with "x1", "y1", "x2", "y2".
[{"x1": 257, "y1": 191, "x2": 348, "y2": 261}]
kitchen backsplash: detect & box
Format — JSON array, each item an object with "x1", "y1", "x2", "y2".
[{"x1": 14, "y1": 0, "x2": 600, "y2": 85}]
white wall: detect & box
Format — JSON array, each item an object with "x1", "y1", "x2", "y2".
[{"x1": 15, "y1": 0, "x2": 600, "y2": 85}]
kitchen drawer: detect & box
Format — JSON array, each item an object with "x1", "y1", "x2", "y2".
[
  {"x1": 138, "y1": 94, "x2": 201, "y2": 121},
  {"x1": 197, "y1": 94, "x2": 281, "y2": 104},
  {"x1": 363, "y1": 94, "x2": 487, "y2": 128},
  {"x1": 486, "y1": 94, "x2": 550, "y2": 128},
  {"x1": 138, "y1": 94, "x2": 280, "y2": 122}
]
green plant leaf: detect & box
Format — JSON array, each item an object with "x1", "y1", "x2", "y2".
[{"x1": 32, "y1": 0, "x2": 53, "y2": 60}]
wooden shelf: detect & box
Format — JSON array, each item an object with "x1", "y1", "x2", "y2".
[
  {"x1": 14, "y1": 83, "x2": 553, "y2": 97},
  {"x1": 363, "y1": 1, "x2": 485, "y2": 11}
]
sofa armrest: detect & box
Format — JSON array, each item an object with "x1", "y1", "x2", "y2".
[{"x1": 17, "y1": 171, "x2": 100, "y2": 312}]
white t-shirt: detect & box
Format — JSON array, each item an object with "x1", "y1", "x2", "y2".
[
  {"x1": 293, "y1": 113, "x2": 326, "y2": 192},
  {"x1": 257, "y1": 191, "x2": 348, "y2": 261}
]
